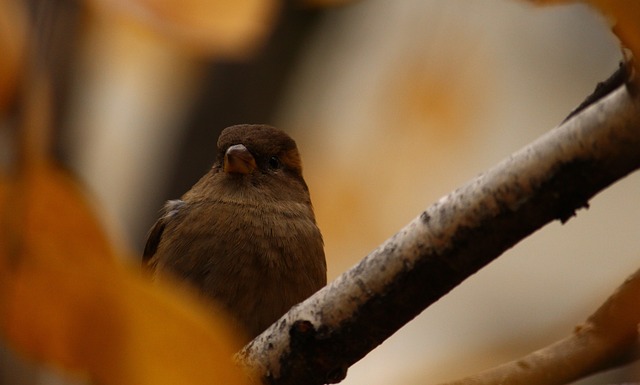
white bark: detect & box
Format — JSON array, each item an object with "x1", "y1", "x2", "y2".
[{"x1": 238, "y1": 83, "x2": 640, "y2": 385}]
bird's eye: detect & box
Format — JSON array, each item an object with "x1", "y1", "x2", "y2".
[{"x1": 268, "y1": 156, "x2": 281, "y2": 169}]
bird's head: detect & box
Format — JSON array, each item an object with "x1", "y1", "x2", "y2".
[{"x1": 198, "y1": 124, "x2": 311, "y2": 203}]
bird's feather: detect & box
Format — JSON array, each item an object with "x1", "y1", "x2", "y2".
[{"x1": 142, "y1": 200, "x2": 185, "y2": 267}]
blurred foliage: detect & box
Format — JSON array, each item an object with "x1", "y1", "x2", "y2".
[
  {"x1": 0, "y1": 0, "x2": 278, "y2": 383},
  {"x1": 531, "y1": 0, "x2": 640, "y2": 73},
  {"x1": 0, "y1": 0, "x2": 27, "y2": 111},
  {"x1": 0, "y1": 159, "x2": 249, "y2": 385},
  {"x1": 586, "y1": 0, "x2": 640, "y2": 73},
  {"x1": 0, "y1": 0, "x2": 637, "y2": 384},
  {"x1": 84, "y1": 0, "x2": 279, "y2": 57}
]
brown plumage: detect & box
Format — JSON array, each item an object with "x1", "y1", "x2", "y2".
[{"x1": 143, "y1": 124, "x2": 326, "y2": 340}]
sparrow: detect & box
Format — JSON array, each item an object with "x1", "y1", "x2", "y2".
[{"x1": 143, "y1": 124, "x2": 327, "y2": 340}]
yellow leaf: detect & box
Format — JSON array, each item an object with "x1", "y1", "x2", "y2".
[
  {"x1": 0, "y1": 0, "x2": 28, "y2": 111},
  {"x1": 589, "y1": 0, "x2": 640, "y2": 69},
  {"x1": 85, "y1": 0, "x2": 280, "y2": 57},
  {"x1": 0, "y1": 162, "x2": 251, "y2": 385},
  {"x1": 528, "y1": 0, "x2": 640, "y2": 73}
]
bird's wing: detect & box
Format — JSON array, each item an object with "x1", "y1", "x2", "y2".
[{"x1": 142, "y1": 199, "x2": 185, "y2": 268}]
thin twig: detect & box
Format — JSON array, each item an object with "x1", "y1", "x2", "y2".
[{"x1": 436, "y1": 266, "x2": 640, "y2": 385}]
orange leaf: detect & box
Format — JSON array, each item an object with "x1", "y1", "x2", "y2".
[
  {"x1": 0, "y1": 162, "x2": 250, "y2": 385},
  {"x1": 0, "y1": 0, "x2": 28, "y2": 111},
  {"x1": 85, "y1": 0, "x2": 280, "y2": 57},
  {"x1": 528, "y1": 0, "x2": 640, "y2": 73},
  {"x1": 588, "y1": 0, "x2": 640, "y2": 69}
]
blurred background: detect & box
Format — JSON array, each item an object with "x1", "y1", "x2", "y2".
[{"x1": 1, "y1": 0, "x2": 639, "y2": 384}]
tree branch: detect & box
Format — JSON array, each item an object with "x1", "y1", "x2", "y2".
[
  {"x1": 436, "y1": 266, "x2": 640, "y2": 385},
  {"x1": 237, "y1": 82, "x2": 640, "y2": 385}
]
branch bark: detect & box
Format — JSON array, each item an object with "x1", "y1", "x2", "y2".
[{"x1": 237, "y1": 82, "x2": 640, "y2": 385}]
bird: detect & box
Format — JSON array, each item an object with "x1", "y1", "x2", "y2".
[{"x1": 143, "y1": 124, "x2": 327, "y2": 340}]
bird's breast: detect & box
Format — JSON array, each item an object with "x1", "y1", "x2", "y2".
[{"x1": 153, "y1": 198, "x2": 326, "y2": 339}]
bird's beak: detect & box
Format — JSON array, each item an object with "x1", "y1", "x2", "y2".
[{"x1": 224, "y1": 144, "x2": 256, "y2": 174}]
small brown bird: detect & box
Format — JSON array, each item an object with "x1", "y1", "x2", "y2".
[{"x1": 143, "y1": 124, "x2": 326, "y2": 339}]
